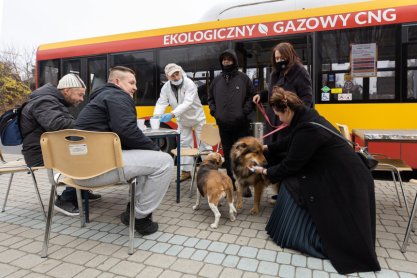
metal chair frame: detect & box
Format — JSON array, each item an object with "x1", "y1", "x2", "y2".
[
  {"x1": 39, "y1": 129, "x2": 137, "y2": 257},
  {"x1": 336, "y1": 123, "x2": 412, "y2": 214},
  {"x1": 0, "y1": 149, "x2": 45, "y2": 220},
  {"x1": 171, "y1": 123, "x2": 221, "y2": 197}
]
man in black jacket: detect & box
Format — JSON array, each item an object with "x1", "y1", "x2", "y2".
[
  {"x1": 20, "y1": 73, "x2": 101, "y2": 216},
  {"x1": 75, "y1": 66, "x2": 173, "y2": 235},
  {"x1": 208, "y1": 49, "x2": 255, "y2": 197}
]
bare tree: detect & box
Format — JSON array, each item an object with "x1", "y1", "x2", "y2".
[
  {"x1": 0, "y1": 44, "x2": 36, "y2": 89},
  {"x1": 0, "y1": 44, "x2": 34, "y2": 113}
]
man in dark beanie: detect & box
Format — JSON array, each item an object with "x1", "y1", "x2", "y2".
[{"x1": 208, "y1": 49, "x2": 255, "y2": 197}]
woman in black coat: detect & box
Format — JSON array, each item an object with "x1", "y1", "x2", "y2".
[
  {"x1": 253, "y1": 42, "x2": 312, "y2": 143},
  {"x1": 250, "y1": 87, "x2": 380, "y2": 274}
]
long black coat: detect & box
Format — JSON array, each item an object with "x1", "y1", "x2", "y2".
[{"x1": 265, "y1": 107, "x2": 380, "y2": 274}]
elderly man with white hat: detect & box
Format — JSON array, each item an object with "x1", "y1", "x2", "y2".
[
  {"x1": 153, "y1": 63, "x2": 211, "y2": 182},
  {"x1": 20, "y1": 73, "x2": 101, "y2": 216}
]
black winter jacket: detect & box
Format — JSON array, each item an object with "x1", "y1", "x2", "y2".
[
  {"x1": 21, "y1": 83, "x2": 75, "y2": 166},
  {"x1": 75, "y1": 83, "x2": 158, "y2": 151},
  {"x1": 208, "y1": 49, "x2": 255, "y2": 128},
  {"x1": 266, "y1": 107, "x2": 380, "y2": 274}
]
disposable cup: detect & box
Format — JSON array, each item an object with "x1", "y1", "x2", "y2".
[
  {"x1": 150, "y1": 118, "x2": 160, "y2": 130},
  {"x1": 137, "y1": 119, "x2": 146, "y2": 130}
]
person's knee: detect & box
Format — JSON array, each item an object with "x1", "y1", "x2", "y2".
[{"x1": 160, "y1": 152, "x2": 174, "y2": 169}]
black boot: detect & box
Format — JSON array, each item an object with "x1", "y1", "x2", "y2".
[{"x1": 120, "y1": 202, "x2": 158, "y2": 235}]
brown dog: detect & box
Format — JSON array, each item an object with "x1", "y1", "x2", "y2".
[
  {"x1": 193, "y1": 152, "x2": 237, "y2": 229},
  {"x1": 231, "y1": 136, "x2": 269, "y2": 215}
]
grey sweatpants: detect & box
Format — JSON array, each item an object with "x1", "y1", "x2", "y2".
[
  {"x1": 123, "y1": 150, "x2": 173, "y2": 218},
  {"x1": 76, "y1": 149, "x2": 174, "y2": 219}
]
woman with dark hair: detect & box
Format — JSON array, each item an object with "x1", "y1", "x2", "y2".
[
  {"x1": 253, "y1": 42, "x2": 312, "y2": 143},
  {"x1": 250, "y1": 86, "x2": 380, "y2": 274}
]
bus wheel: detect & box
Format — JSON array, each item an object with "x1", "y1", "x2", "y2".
[{"x1": 146, "y1": 121, "x2": 177, "y2": 155}]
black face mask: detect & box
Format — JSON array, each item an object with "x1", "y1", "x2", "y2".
[
  {"x1": 222, "y1": 64, "x2": 235, "y2": 72},
  {"x1": 275, "y1": 60, "x2": 288, "y2": 72}
]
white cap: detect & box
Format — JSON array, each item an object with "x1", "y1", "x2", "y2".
[
  {"x1": 57, "y1": 73, "x2": 86, "y2": 89},
  {"x1": 164, "y1": 63, "x2": 182, "y2": 77}
]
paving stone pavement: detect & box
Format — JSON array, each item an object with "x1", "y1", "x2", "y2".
[{"x1": 0, "y1": 153, "x2": 417, "y2": 278}]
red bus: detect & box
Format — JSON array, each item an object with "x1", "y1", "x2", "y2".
[{"x1": 36, "y1": 0, "x2": 417, "y2": 167}]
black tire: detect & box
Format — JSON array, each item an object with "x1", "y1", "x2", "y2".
[{"x1": 145, "y1": 121, "x2": 177, "y2": 155}]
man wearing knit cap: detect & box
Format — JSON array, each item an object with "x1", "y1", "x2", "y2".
[{"x1": 20, "y1": 73, "x2": 101, "y2": 216}]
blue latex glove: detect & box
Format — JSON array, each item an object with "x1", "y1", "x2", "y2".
[{"x1": 160, "y1": 113, "x2": 173, "y2": 123}]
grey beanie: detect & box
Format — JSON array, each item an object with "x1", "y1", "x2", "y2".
[{"x1": 57, "y1": 73, "x2": 86, "y2": 89}]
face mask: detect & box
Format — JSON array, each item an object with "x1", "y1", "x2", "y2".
[
  {"x1": 275, "y1": 60, "x2": 288, "y2": 71},
  {"x1": 171, "y1": 78, "x2": 183, "y2": 86},
  {"x1": 222, "y1": 64, "x2": 234, "y2": 72}
]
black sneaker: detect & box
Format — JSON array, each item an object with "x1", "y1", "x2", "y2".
[
  {"x1": 54, "y1": 197, "x2": 79, "y2": 216},
  {"x1": 82, "y1": 191, "x2": 102, "y2": 202},
  {"x1": 120, "y1": 203, "x2": 158, "y2": 235},
  {"x1": 243, "y1": 187, "x2": 252, "y2": 198}
]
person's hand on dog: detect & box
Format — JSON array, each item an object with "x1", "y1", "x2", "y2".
[
  {"x1": 249, "y1": 166, "x2": 264, "y2": 174},
  {"x1": 160, "y1": 113, "x2": 174, "y2": 122}
]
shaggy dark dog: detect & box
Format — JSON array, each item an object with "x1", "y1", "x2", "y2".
[
  {"x1": 193, "y1": 152, "x2": 236, "y2": 229},
  {"x1": 231, "y1": 136, "x2": 270, "y2": 215}
]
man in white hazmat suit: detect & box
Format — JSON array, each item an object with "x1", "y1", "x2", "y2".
[{"x1": 154, "y1": 63, "x2": 211, "y2": 182}]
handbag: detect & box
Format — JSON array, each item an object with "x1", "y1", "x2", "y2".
[{"x1": 308, "y1": 122, "x2": 379, "y2": 170}]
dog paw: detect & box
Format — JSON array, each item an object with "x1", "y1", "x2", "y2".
[
  {"x1": 230, "y1": 214, "x2": 236, "y2": 222},
  {"x1": 250, "y1": 207, "x2": 259, "y2": 215},
  {"x1": 192, "y1": 205, "x2": 199, "y2": 210},
  {"x1": 210, "y1": 223, "x2": 218, "y2": 229},
  {"x1": 236, "y1": 203, "x2": 243, "y2": 210}
]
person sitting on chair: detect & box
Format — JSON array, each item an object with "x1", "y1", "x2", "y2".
[{"x1": 76, "y1": 66, "x2": 174, "y2": 235}]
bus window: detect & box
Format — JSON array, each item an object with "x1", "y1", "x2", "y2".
[
  {"x1": 38, "y1": 59, "x2": 59, "y2": 87},
  {"x1": 111, "y1": 51, "x2": 156, "y2": 106},
  {"x1": 88, "y1": 56, "x2": 107, "y2": 93},
  {"x1": 158, "y1": 43, "x2": 228, "y2": 104},
  {"x1": 406, "y1": 44, "x2": 417, "y2": 100},
  {"x1": 63, "y1": 59, "x2": 81, "y2": 75},
  {"x1": 318, "y1": 25, "x2": 396, "y2": 102},
  {"x1": 405, "y1": 25, "x2": 417, "y2": 100}
]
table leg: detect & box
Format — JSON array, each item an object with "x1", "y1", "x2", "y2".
[{"x1": 176, "y1": 133, "x2": 181, "y2": 203}]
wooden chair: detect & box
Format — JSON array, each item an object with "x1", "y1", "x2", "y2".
[
  {"x1": 0, "y1": 148, "x2": 45, "y2": 220},
  {"x1": 39, "y1": 129, "x2": 137, "y2": 257},
  {"x1": 171, "y1": 123, "x2": 221, "y2": 197},
  {"x1": 401, "y1": 179, "x2": 417, "y2": 252},
  {"x1": 336, "y1": 123, "x2": 413, "y2": 213}
]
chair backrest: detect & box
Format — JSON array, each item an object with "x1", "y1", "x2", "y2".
[
  {"x1": 335, "y1": 123, "x2": 352, "y2": 141},
  {"x1": 199, "y1": 123, "x2": 221, "y2": 147},
  {"x1": 40, "y1": 129, "x2": 124, "y2": 180}
]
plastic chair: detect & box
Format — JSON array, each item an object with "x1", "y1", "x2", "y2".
[
  {"x1": 0, "y1": 148, "x2": 45, "y2": 220},
  {"x1": 401, "y1": 179, "x2": 417, "y2": 252},
  {"x1": 171, "y1": 123, "x2": 221, "y2": 197},
  {"x1": 39, "y1": 129, "x2": 137, "y2": 257},
  {"x1": 336, "y1": 123, "x2": 412, "y2": 213}
]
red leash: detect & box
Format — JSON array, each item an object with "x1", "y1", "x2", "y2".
[{"x1": 255, "y1": 102, "x2": 287, "y2": 139}]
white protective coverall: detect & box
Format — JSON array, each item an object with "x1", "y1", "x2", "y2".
[{"x1": 154, "y1": 73, "x2": 211, "y2": 171}]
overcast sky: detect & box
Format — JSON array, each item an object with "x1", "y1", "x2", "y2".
[{"x1": 0, "y1": 0, "x2": 229, "y2": 52}]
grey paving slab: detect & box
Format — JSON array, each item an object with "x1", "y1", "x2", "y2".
[{"x1": 0, "y1": 158, "x2": 417, "y2": 278}]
